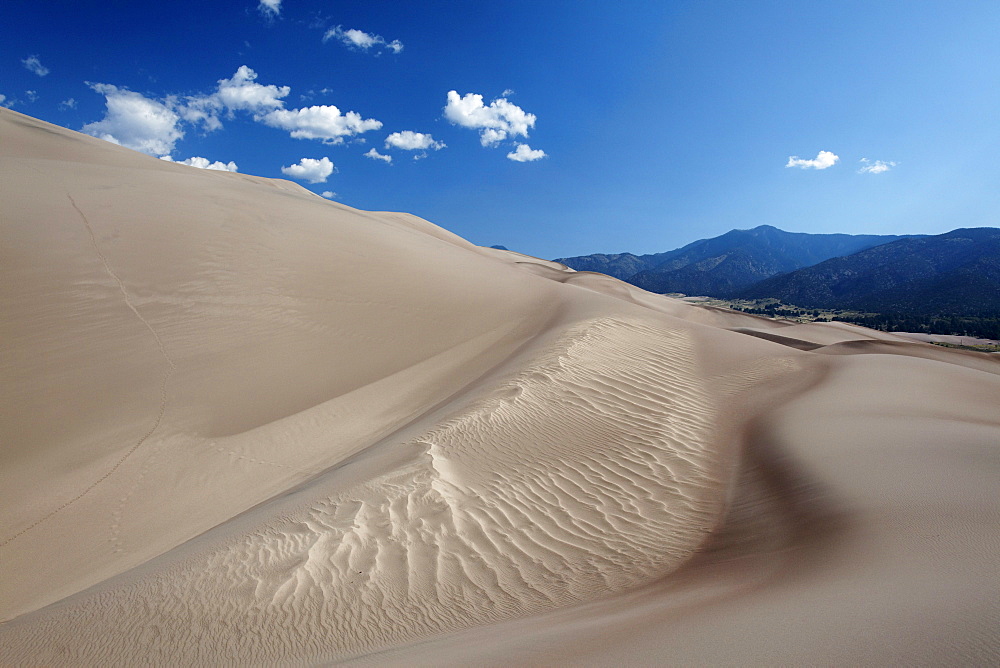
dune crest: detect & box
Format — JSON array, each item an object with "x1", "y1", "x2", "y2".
[
  {"x1": 2, "y1": 318, "x2": 728, "y2": 663},
  {"x1": 2, "y1": 108, "x2": 998, "y2": 665}
]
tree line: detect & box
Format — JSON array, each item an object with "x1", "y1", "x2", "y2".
[{"x1": 831, "y1": 312, "x2": 1000, "y2": 341}]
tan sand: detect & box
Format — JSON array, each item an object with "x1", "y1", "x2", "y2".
[
  {"x1": 2, "y1": 107, "x2": 998, "y2": 665},
  {"x1": 893, "y1": 331, "x2": 1000, "y2": 347}
]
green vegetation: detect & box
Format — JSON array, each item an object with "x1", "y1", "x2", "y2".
[
  {"x1": 702, "y1": 298, "x2": 1000, "y2": 343},
  {"x1": 828, "y1": 312, "x2": 1000, "y2": 341},
  {"x1": 703, "y1": 297, "x2": 840, "y2": 323},
  {"x1": 930, "y1": 341, "x2": 1000, "y2": 353}
]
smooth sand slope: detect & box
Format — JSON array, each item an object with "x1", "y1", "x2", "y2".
[{"x1": 2, "y1": 107, "x2": 998, "y2": 665}]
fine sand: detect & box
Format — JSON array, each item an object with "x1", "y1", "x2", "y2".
[
  {"x1": 2, "y1": 107, "x2": 998, "y2": 665},
  {"x1": 893, "y1": 331, "x2": 1000, "y2": 347}
]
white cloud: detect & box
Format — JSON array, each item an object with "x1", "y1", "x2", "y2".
[
  {"x1": 205, "y1": 68, "x2": 380, "y2": 145},
  {"x1": 321, "y1": 191, "x2": 338, "y2": 199},
  {"x1": 81, "y1": 67, "x2": 379, "y2": 159},
  {"x1": 478, "y1": 128, "x2": 506, "y2": 147},
  {"x1": 22, "y1": 55, "x2": 49, "y2": 77},
  {"x1": 160, "y1": 155, "x2": 239, "y2": 171},
  {"x1": 174, "y1": 95, "x2": 224, "y2": 132},
  {"x1": 58, "y1": 98, "x2": 77, "y2": 110},
  {"x1": 170, "y1": 66, "x2": 289, "y2": 133},
  {"x1": 858, "y1": 158, "x2": 897, "y2": 174},
  {"x1": 215, "y1": 65, "x2": 289, "y2": 114},
  {"x1": 384, "y1": 130, "x2": 445, "y2": 151},
  {"x1": 336, "y1": 27, "x2": 376, "y2": 49},
  {"x1": 507, "y1": 143, "x2": 547, "y2": 162},
  {"x1": 323, "y1": 26, "x2": 403, "y2": 54},
  {"x1": 364, "y1": 148, "x2": 392, "y2": 163},
  {"x1": 0, "y1": 94, "x2": 7, "y2": 108},
  {"x1": 25, "y1": 90, "x2": 38, "y2": 103},
  {"x1": 444, "y1": 91, "x2": 537, "y2": 147},
  {"x1": 786, "y1": 150, "x2": 839, "y2": 170},
  {"x1": 258, "y1": 0, "x2": 281, "y2": 16},
  {"x1": 83, "y1": 83, "x2": 184, "y2": 156},
  {"x1": 262, "y1": 105, "x2": 382, "y2": 143},
  {"x1": 281, "y1": 157, "x2": 335, "y2": 183}
]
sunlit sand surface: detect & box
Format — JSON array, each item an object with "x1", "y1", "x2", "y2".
[{"x1": 2, "y1": 107, "x2": 998, "y2": 665}]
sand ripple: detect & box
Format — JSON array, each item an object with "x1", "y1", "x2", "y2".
[{"x1": 0, "y1": 318, "x2": 723, "y2": 664}]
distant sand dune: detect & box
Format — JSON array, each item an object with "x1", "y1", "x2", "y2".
[{"x1": 2, "y1": 107, "x2": 998, "y2": 665}]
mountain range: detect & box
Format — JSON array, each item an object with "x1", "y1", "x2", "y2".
[
  {"x1": 549, "y1": 250, "x2": 676, "y2": 280},
  {"x1": 735, "y1": 227, "x2": 1000, "y2": 316},
  {"x1": 554, "y1": 225, "x2": 1000, "y2": 321},
  {"x1": 556, "y1": 226, "x2": 913, "y2": 295}
]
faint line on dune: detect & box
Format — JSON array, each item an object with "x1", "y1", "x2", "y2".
[{"x1": 0, "y1": 196, "x2": 177, "y2": 549}]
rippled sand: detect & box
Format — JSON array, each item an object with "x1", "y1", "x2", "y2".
[{"x1": 2, "y1": 107, "x2": 998, "y2": 665}]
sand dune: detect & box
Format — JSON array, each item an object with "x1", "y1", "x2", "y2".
[{"x1": 2, "y1": 107, "x2": 998, "y2": 665}]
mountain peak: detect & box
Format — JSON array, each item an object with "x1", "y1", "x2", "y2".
[
  {"x1": 559, "y1": 226, "x2": 916, "y2": 296},
  {"x1": 736, "y1": 227, "x2": 1000, "y2": 318}
]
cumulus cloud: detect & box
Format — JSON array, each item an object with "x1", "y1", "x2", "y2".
[
  {"x1": 22, "y1": 55, "x2": 49, "y2": 77},
  {"x1": 58, "y1": 98, "x2": 77, "y2": 110},
  {"x1": 364, "y1": 148, "x2": 392, "y2": 163},
  {"x1": 262, "y1": 105, "x2": 382, "y2": 143},
  {"x1": 323, "y1": 26, "x2": 403, "y2": 54},
  {"x1": 786, "y1": 150, "x2": 839, "y2": 170},
  {"x1": 215, "y1": 65, "x2": 290, "y2": 114},
  {"x1": 444, "y1": 91, "x2": 537, "y2": 147},
  {"x1": 81, "y1": 66, "x2": 380, "y2": 160},
  {"x1": 281, "y1": 157, "x2": 335, "y2": 183},
  {"x1": 506, "y1": 143, "x2": 547, "y2": 162},
  {"x1": 170, "y1": 66, "x2": 290, "y2": 133},
  {"x1": 160, "y1": 155, "x2": 238, "y2": 171},
  {"x1": 173, "y1": 96, "x2": 224, "y2": 132},
  {"x1": 384, "y1": 130, "x2": 445, "y2": 151},
  {"x1": 258, "y1": 0, "x2": 281, "y2": 16},
  {"x1": 321, "y1": 191, "x2": 338, "y2": 199},
  {"x1": 83, "y1": 83, "x2": 184, "y2": 156},
  {"x1": 171, "y1": 67, "x2": 379, "y2": 145},
  {"x1": 858, "y1": 158, "x2": 897, "y2": 174},
  {"x1": 0, "y1": 94, "x2": 7, "y2": 108},
  {"x1": 478, "y1": 128, "x2": 506, "y2": 146}
]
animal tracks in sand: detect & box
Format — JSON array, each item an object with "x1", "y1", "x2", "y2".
[{"x1": 0, "y1": 196, "x2": 176, "y2": 551}]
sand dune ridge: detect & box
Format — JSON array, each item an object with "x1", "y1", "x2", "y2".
[{"x1": 2, "y1": 107, "x2": 998, "y2": 665}]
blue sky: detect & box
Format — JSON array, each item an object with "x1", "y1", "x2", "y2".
[{"x1": 3, "y1": 1, "x2": 1000, "y2": 258}]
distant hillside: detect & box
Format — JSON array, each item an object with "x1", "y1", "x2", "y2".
[
  {"x1": 627, "y1": 225, "x2": 912, "y2": 295},
  {"x1": 735, "y1": 228, "x2": 1000, "y2": 316},
  {"x1": 552, "y1": 250, "x2": 676, "y2": 280}
]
